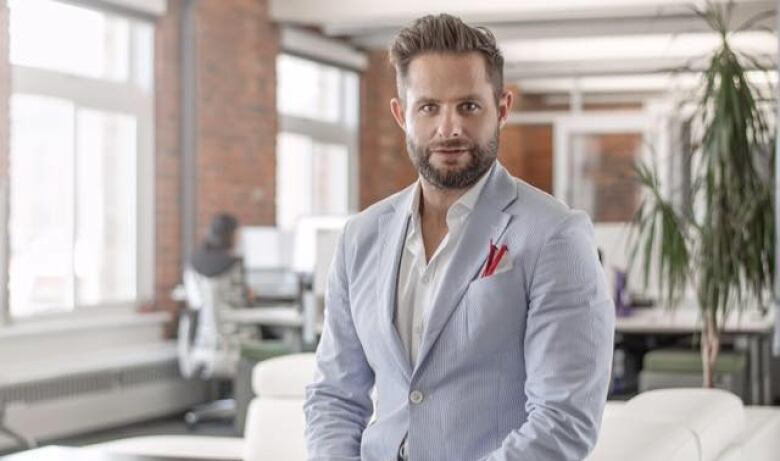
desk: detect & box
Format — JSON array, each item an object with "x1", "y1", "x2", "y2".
[
  {"x1": 222, "y1": 306, "x2": 323, "y2": 350},
  {"x1": 616, "y1": 307, "x2": 774, "y2": 404},
  {"x1": 0, "y1": 446, "x2": 239, "y2": 461}
]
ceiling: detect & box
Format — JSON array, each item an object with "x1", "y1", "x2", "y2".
[{"x1": 270, "y1": 0, "x2": 778, "y2": 98}]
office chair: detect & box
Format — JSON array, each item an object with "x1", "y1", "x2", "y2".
[{"x1": 176, "y1": 266, "x2": 245, "y2": 426}]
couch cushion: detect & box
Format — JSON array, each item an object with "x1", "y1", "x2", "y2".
[
  {"x1": 601, "y1": 401, "x2": 626, "y2": 422},
  {"x1": 587, "y1": 416, "x2": 699, "y2": 461},
  {"x1": 732, "y1": 407, "x2": 780, "y2": 461},
  {"x1": 252, "y1": 353, "x2": 316, "y2": 397},
  {"x1": 243, "y1": 399, "x2": 307, "y2": 461},
  {"x1": 623, "y1": 388, "x2": 745, "y2": 461}
]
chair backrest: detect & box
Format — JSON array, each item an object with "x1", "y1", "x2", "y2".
[
  {"x1": 177, "y1": 267, "x2": 241, "y2": 380},
  {"x1": 623, "y1": 388, "x2": 745, "y2": 461},
  {"x1": 589, "y1": 388, "x2": 747, "y2": 461},
  {"x1": 242, "y1": 353, "x2": 316, "y2": 461}
]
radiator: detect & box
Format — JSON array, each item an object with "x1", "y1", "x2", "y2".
[{"x1": 0, "y1": 354, "x2": 208, "y2": 452}]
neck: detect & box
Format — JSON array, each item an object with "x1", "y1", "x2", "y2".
[{"x1": 418, "y1": 179, "x2": 468, "y2": 224}]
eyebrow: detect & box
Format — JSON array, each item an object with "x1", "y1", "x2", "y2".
[
  {"x1": 414, "y1": 97, "x2": 439, "y2": 106},
  {"x1": 457, "y1": 94, "x2": 486, "y2": 102},
  {"x1": 414, "y1": 94, "x2": 485, "y2": 106}
]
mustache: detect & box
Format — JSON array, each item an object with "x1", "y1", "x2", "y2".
[{"x1": 427, "y1": 139, "x2": 474, "y2": 151}]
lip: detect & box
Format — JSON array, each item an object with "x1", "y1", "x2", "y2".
[{"x1": 431, "y1": 148, "x2": 470, "y2": 155}]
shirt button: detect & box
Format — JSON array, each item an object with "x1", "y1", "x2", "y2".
[{"x1": 409, "y1": 390, "x2": 424, "y2": 404}]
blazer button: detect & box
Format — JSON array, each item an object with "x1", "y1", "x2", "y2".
[{"x1": 409, "y1": 390, "x2": 424, "y2": 404}]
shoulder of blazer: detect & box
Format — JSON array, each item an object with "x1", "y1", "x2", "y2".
[{"x1": 503, "y1": 176, "x2": 579, "y2": 234}]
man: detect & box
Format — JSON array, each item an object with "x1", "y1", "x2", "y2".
[{"x1": 304, "y1": 14, "x2": 614, "y2": 461}]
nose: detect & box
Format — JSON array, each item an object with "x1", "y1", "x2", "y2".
[{"x1": 436, "y1": 107, "x2": 462, "y2": 138}]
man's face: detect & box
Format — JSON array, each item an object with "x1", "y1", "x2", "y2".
[{"x1": 390, "y1": 52, "x2": 513, "y2": 190}]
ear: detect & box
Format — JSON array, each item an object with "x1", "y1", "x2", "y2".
[
  {"x1": 497, "y1": 90, "x2": 514, "y2": 129},
  {"x1": 390, "y1": 97, "x2": 406, "y2": 131}
]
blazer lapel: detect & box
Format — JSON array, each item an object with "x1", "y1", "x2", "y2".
[
  {"x1": 376, "y1": 188, "x2": 416, "y2": 380},
  {"x1": 413, "y1": 163, "x2": 518, "y2": 374}
]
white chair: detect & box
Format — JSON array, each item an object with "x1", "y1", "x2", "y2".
[
  {"x1": 176, "y1": 266, "x2": 245, "y2": 425},
  {"x1": 242, "y1": 353, "x2": 314, "y2": 461}
]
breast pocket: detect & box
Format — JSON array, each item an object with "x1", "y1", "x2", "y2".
[{"x1": 465, "y1": 268, "x2": 526, "y2": 353}]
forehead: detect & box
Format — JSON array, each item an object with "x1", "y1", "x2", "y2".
[{"x1": 404, "y1": 52, "x2": 492, "y2": 101}]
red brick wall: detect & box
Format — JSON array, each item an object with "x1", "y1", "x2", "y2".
[
  {"x1": 194, "y1": 0, "x2": 277, "y2": 234},
  {"x1": 359, "y1": 50, "x2": 416, "y2": 209},
  {"x1": 154, "y1": 0, "x2": 278, "y2": 328},
  {"x1": 499, "y1": 124, "x2": 554, "y2": 194},
  {"x1": 587, "y1": 133, "x2": 642, "y2": 222},
  {"x1": 153, "y1": 0, "x2": 183, "y2": 319}
]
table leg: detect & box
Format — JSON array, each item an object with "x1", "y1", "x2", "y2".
[
  {"x1": 762, "y1": 334, "x2": 773, "y2": 405},
  {"x1": 749, "y1": 335, "x2": 761, "y2": 405}
]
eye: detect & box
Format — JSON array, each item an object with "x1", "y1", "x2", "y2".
[
  {"x1": 460, "y1": 102, "x2": 480, "y2": 113},
  {"x1": 419, "y1": 103, "x2": 437, "y2": 114}
]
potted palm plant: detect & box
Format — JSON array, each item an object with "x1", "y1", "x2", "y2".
[{"x1": 630, "y1": 1, "x2": 775, "y2": 388}]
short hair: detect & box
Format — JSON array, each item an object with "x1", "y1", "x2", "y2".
[
  {"x1": 389, "y1": 13, "x2": 505, "y2": 103},
  {"x1": 206, "y1": 213, "x2": 238, "y2": 249}
]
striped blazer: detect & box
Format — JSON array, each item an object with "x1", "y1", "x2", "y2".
[{"x1": 304, "y1": 162, "x2": 615, "y2": 461}]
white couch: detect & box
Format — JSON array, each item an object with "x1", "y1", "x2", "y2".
[
  {"x1": 91, "y1": 353, "x2": 315, "y2": 461},
  {"x1": 93, "y1": 354, "x2": 780, "y2": 461},
  {"x1": 589, "y1": 388, "x2": 780, "y2": 461}
]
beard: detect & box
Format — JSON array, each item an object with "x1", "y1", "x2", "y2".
[{"x1": 406, "y1": 130, "x2": 499, "y2": 189}]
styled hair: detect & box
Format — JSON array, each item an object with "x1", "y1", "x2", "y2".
[{"x1": 389, "y1": 13, "x2": 505, "y2": 103}]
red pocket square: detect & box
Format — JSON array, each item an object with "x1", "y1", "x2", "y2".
[{"x1": 482, "y1": 240, "x2": 509, "y2": 278}]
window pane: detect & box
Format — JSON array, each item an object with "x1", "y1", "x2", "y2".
[
  {"x1": 75, "y1": 109, "x2": 137, "y2": 305},
  {"x1": 9, "y1": 94, "x2": 75, "y2": 317},
  {"x1": 132, "y1": 23, "x2": 155, "y2": 92},
  {"x1": 567, "y1": 132, "x2": 643, "y2": 222},
  {"x1": 342, "y1": 71, "x2": 359, "y2": 129},
  {"x1": 277, "y1": 54, "x2": 341, "y2": 123},
  {"x1": 9, "y1": 0, "x2": 130, "y2": 81},
  {"x1": 276, "y1": 132, "x2": 349, "y2": 229},
  {"x1": 312, "y1": 143, "x2": 349, "y2": 215}
]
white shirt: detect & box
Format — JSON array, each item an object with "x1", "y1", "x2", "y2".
[{"x1": 394, "y1": 165, "x2": 493, "y2": 366}]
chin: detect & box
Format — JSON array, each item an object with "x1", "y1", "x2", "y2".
[{"x1": 433, "y1": 152, "x2": 471, "y2": 167}]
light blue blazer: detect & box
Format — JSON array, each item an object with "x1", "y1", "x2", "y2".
[{"x1": 304, "y1": 163, "x2": 615, "y2": 461}]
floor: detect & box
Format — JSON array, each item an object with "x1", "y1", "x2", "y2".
[
  {"x1": 62, "y1": 415, "x2": 238, "y2": 447},
  {"x1": 0, "y1": 414, "x2": 238, "y2": 456}
]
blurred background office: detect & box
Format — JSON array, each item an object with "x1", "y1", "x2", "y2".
[{"x1": 0, "y1": 0, "x2": 778, "y2": 460}]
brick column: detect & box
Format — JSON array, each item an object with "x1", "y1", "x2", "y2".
[
  {"x1": 153, "y1": 0, "x2": 184, "y2": 325},
  {"x1": 194, "y1": 0, "x2": 278, "y2": 233}
]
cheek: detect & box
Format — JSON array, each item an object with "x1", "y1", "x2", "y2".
[
  {"x1": 406, "y1": 116, "x2": 436, "y2": 140},
  {"x1": 471, "y1": 117, "x2": 498, "y2": 141}
]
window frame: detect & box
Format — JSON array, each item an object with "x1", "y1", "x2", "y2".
[
  {"x1": 2, "y1": 4, "x2": 155, "y2": 325},
  {"x1": 276, "y1": 52, "x2": 360, "y2": 228}
]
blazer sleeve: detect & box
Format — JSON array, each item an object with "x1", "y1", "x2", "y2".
[
  {"x1": 303, "y1": 224, "x2": 375, "y2": 461},
  {"x1": 480, "y1": 211, "x2": 615, "y2": 461}
]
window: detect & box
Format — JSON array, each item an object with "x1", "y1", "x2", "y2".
[
  {"x1": 7, "y1": 0, "x2": 154, "y2": 319},
  {"x1": 553, "y1": 113, "x2": 667, "y2": 224},
  {"x1": 566, "y1": 132, "x2": 643, "y2": 222},
  {"x1": 276, "y1": 54, "x2": 359, "y2": 230}
]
